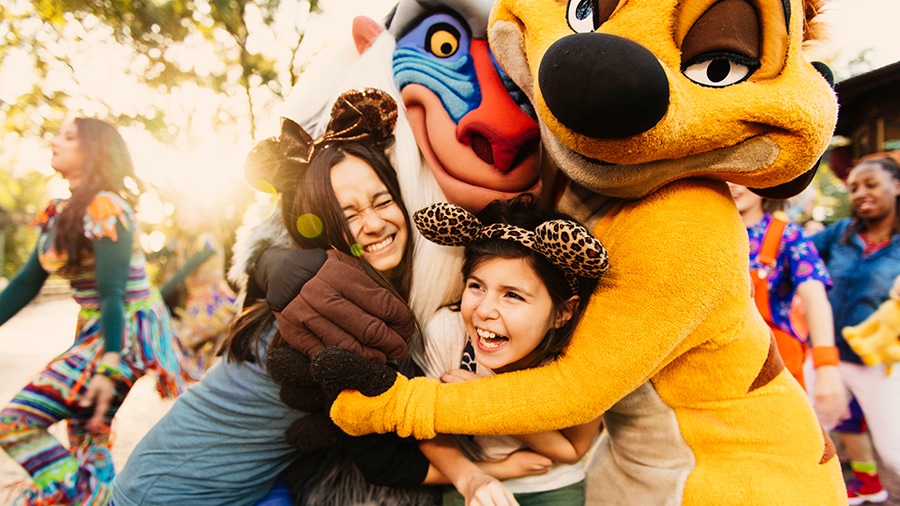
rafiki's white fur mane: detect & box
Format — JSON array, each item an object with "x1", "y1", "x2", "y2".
[{"x1": 229, "y1": 29, "x2": 464, "y2": 333}]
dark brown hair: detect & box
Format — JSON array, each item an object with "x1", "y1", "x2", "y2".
[
  {"x1": 284, "y1": 141, "x2": 414, "y2": 300},
  {"x1": 54, "y1": 118, "x2": 141, "y2": 268},
  {"x1": 461, "y1": 194, "x2": 599, "y2": 366},
  {"x1": 222, "y1": 140, "x2": 416, "y2": 363},
  {"x1": 761, "y1": 198, "x2": 786, "y2": 214}
]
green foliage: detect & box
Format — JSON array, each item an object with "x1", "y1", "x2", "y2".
[
  {"x1": 0, "y1": 170, "x2": 48, "y2": 278},
  {"x1": 813, "y1": 161, "x2": 851, "y2": 225},
  {"x1": 0, "y1": 0, "x2": 324, "y2": 277},
  {"x1": 4, "y1": 0, "x2": 317, "y2": 144}
]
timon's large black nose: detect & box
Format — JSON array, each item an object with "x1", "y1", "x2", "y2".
[{"x1": 538, "y1": 33, "x2": 669, "y2": 139}]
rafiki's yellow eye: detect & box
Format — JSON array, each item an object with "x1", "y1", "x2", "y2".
[{"x1": 427, "y1": 24, "x2": 460, "y2": 58}]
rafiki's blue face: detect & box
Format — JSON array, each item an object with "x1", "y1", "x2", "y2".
[
  {"x1": 394, "y1": 12, "x2": 477, "y2": 123},
  {"x1": 387, "y1": 7, "x2": 544, "y2": 213}
]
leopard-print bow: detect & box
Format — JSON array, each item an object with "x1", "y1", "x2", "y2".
[
  {"x1": 414, "y1": 202, "x2": 609, "y2": 292},
  {"x1": 244, "y1": 88, "x2": 398, "y2": 193}
]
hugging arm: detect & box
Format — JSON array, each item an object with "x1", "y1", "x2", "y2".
[
  {"x1": 314, "y1": 184, "x2": 748, "y2": 439},
  {"x1": 256, "y1": 248, "x2": 411, "y2": 363}
]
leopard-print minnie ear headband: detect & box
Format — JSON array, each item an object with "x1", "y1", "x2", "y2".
[{"x1": 414, "y1": 202, "x2": 609, "y2": 293}]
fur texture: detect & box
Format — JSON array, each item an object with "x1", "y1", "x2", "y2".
[
  {"x1": 229, "y1": 0, "x2": 546, "y2": 502},
  {"x1": 327, "y1": 1, "x2": 847, "y2": 504}
]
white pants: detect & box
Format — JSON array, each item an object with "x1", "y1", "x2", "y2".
[{"x1": 837, "y1": 361, "x2": 900, "y2": 474}]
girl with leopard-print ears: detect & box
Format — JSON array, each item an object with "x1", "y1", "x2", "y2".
[{"x1": 414, "y1": 193, "x2": 609, "y2": 506}]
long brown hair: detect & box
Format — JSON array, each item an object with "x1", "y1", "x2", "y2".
[
  {"x1": 222, "y1": 140, "x2": 417, "y2": 363},
  {"x1": 54, "y1": 118, "x2": 141, "y2": 268}
]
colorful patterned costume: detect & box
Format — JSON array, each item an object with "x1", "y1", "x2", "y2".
[
  {"x1": 167, "y1": 232, "x2": 238, "y2": 372},
  {"x1": 748, "y1": 212, "x2": 832, "y2": 387},
  {"x1": 0, "y1": 192, "x2": 199, "y2": 504}
]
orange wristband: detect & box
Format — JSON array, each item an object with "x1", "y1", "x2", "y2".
[{"x1": 812, "y1": 346, "x2": 839, "y2": 369}]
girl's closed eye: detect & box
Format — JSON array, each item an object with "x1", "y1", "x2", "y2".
[
  {"x1": 504, "y1": 291, "x2": 525, "y2": 302},
  {"x1": 344, "y1": 196, "x2": 395, "y2": 224}
]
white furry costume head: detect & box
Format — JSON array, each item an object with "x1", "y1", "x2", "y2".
[{"x1": 229, "y1": 29, "x2": 460, "y2": 326}]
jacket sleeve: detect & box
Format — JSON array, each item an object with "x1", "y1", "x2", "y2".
[
  {"x1": 810, "y1": 222, "x2": 840, "y2": 263},
  {"x1": 0, "y1": 248, "x2": 49, "y2": 326},
  {"x1": 93, "y1": 221, "x2": 133, "y2": 354}
]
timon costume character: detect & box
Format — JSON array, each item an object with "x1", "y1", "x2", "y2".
[{"x1": 316, "y1": 0, "x2": 847, "y2": 504}]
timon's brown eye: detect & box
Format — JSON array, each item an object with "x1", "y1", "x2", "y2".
[{"x1": 681, "y1": 0, "x2": 761, "y2": 88}]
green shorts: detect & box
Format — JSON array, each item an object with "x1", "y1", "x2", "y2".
[{"x1": 442, "y1": 479, "x2": 585, "y2": 506}]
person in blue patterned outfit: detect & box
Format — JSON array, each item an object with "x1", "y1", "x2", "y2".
[
  {"x1": 811, "y1": 156, "x2": 900, "y2": 505},
  {"x1": 0, "y1": 117, "x2": 199, "y2": 505}
]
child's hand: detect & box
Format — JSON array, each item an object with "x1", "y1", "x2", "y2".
[
  {"x1": 812, "y1": 365, "x2": 848, "y2": 429},
  {"x1": 474, "y1": 450, "x2": 552, "y2": 481},
  {"x1": 441, "y1": 369, "x2": 480, "y2": 383},
  {"x1": 502, "y1": 450, "x2": 553, "y2": 476},
  {"x1": 460, "y1": 471, "x2": 520, "y2": 506}
]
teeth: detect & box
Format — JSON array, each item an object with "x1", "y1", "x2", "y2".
[
  {"x1": 476, "y1": 328, "x2": 506, "y2": 349},
  {"x1": 476, "y1": 328, "x2": 496, "y2": 339},
  {"x1": 365, "y1": 236, "x2": 393, "y2": 253}
]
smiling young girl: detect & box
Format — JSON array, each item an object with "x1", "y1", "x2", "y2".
[{"x1": 413, "y1": 195, "x2": 609, "y2": 506}]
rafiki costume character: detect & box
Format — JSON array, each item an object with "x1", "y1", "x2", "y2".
[
  {"x1": 316, "y1": 0, "x2": 847, "y2": 503},
  {"x1": 226, "y1": 0, "x2": 547, "y2": 502},
  {"x1": 230, "y1": 0, "x2": 544, "y2": 324}
]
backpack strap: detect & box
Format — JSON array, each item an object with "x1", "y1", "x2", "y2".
[
  {"x1": 758, "y1": 216, "x2": 788, "y2": 267},
  {"x1": 751, "y1": 216, "x2": 810, "y2": 388},
  {"x1": 752, "y1": 216, "x2": 788, "y2": 324}
]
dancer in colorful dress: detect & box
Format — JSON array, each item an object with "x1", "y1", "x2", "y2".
[
  {"x1": 160, "y1": 231, "x2": 238, "y2": 371},
  {"x1": 0, "y1": 117, "x2": 200, "y2": 505}
]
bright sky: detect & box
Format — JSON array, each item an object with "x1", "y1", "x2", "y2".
[{"x1": 817, "y1": 0, "x2": 900, "y2": 79}]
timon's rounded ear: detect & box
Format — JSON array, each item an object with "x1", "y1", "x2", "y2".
[
  {"x1": 749, "y1": 61, "x2": 834, "y2": 199},
  {"x1": 811, "y1": 61, "x2": 835, "y2": 88}
]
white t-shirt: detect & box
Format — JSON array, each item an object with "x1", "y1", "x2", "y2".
[{"x1": 420, "y1": 306, "x2": 589, "y2": 494}]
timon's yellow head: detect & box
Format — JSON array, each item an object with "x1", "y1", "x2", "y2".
[{"x1": 489, "y1": 0, "x2": 837, "y2": 199}]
